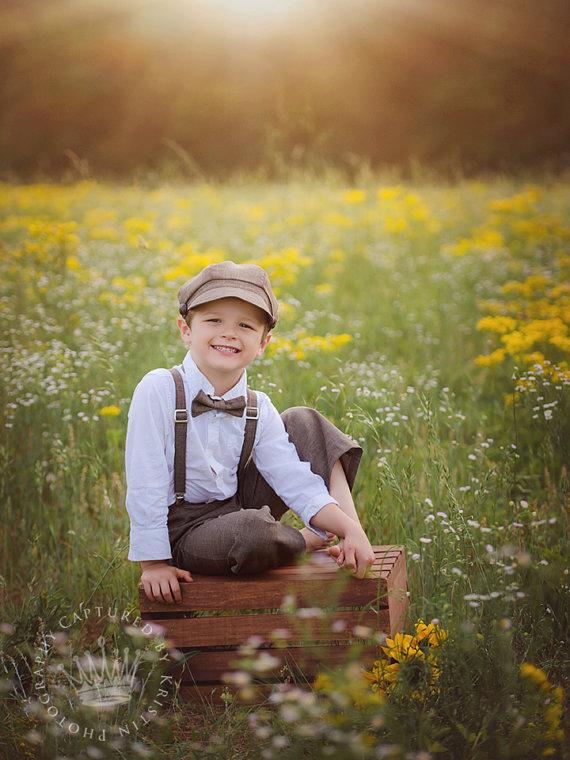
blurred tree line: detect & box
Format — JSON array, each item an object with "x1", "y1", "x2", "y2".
[{"x1": 1, "y1": 0, "x2": 569, "y2": 180}]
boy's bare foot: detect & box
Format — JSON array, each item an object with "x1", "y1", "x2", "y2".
[{"x1": 300, "y1": 527, "x2": 336, "y2": 552}]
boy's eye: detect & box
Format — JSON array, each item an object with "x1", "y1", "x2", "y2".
[{"x1": 206, "y1": 318, "x2": 254, "y2": 329}]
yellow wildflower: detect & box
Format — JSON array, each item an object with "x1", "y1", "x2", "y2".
[
  {"x1": 488, "y1": 187, "x2": 542, "y2": 214},
  {"x1": 313, "y1": 672, "x2": 334, "y2": 691},
  {"x1": 501, "y1": 275, "x2": 550, "y2": 298},
  {"x1": 99, "y1": 406, "x2": 121, "y2": 417},
  {"x1": 123, "y1": 217, "x2": 154, "y2": 236},
  {"x1": 65, "y1": 255, "x2": 81, "y2": 271},
  {"x1": 520, "y1": 662, "x2": 549, "y2": 686},
  {"x1": 377, "y1": 186, "x2": 404, "y2": 201},
  {"x1": 474, "y1": 348, "x2": 507, "y2": 367},
  {"x1": 549, "y1": 335, "x2": 570, "y2": 352},
  {"x1": 520, "y1": 352, "x2": 545, "y2": 366},
  {"x1": 414, "y1": 619, "x2": 448, "y2": 647},
  {"x1": 381, "y1": 632, "x2": 424, "y2": 661},
  {"x1": 89, "y1": 227, "x2": 120, "y2": 242},
  {"x1": 476, "y1": 316, "x2": 518, "y2": 334},
  {"x1": 342, "y1": 189, "x2": 367, "y2": 204}
]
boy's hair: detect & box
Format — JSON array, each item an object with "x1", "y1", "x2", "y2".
[{"x1": 183, "y1": 306, "x2": 272, "y2": 340}]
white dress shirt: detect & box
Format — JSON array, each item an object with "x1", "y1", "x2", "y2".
[{"x1": 125, "y1": 350, "x2": 337, "y2": 561}]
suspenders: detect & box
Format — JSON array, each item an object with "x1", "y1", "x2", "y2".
[{"x1": 168, "y1": 365, "x2": 259, "y2": 505}]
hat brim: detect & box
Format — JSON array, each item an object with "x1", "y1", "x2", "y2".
[{"x1": 188, "y1": 286, "x2": 276, "y2": 328}]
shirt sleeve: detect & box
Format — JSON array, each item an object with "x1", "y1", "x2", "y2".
[
  {"x1": 125, "y1": 371, "x2": 173, "y2": 561},
  {"x1": 251, "y1": 394, "x2": 338, "y2": 539}
]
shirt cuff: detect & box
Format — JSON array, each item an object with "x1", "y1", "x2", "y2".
[
  {"x1": 303, "y1": 495, "x2": 339, "y2": 540},
  {"x1": 128, "y1": 526, "x2": 172, "y2": 562}
]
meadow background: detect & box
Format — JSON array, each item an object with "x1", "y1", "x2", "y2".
[{"x1": 1, "y1": 1, "x2": 569, "y2": 759}]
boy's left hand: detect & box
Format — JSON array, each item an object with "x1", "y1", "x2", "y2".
[{"x1": 327, "y1": 530, "x2": 376, "y2": 579}]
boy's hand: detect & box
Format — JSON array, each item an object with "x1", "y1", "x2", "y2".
[
  {"x1": 300, "y1": 528, "x2": 337, "y2": 552},
  {"x1": 140, "y1": 561, "x2": 193, "y2": 604},
  {"x1": 327, "y1": 528, "x2": 375, "y2": 579}
]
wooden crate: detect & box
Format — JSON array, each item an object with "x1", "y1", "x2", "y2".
[{"x1": 139, "y1": 545, "x2": 409, "y2": 703}]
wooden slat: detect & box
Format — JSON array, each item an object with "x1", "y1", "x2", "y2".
[
  {"x1": 142, "y1": 609, "x2": 389, "y2": 647},
  {"x1": 139, "y1": 546, "x2": 404, "y2": 614},
  {"x1": 267, "y1": 550, "x2": 402, "y2": 573},
  {"x1": 140, "y1": 577, "x2": 389, "y2": 615},
  {"x1": 386, "y1": 550, "x2": 410, "y2": 635},
  {"x1": 172, "y1": 644, "x2": 379, "y2": 683}
]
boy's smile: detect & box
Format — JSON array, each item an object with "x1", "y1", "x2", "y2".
[{"x1": 177, "y1": 296, "x2": 271, "y2": 396}]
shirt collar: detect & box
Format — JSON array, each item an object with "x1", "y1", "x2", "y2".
[{"x1": 182, "y1": 350, "x2": 247, "y2": 400}]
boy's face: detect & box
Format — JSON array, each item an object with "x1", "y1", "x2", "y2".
[{"x1": 177, "y1": 297, "x2": 271, "y2": 387}]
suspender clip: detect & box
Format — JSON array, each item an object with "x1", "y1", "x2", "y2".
[
  {"x1": 245, "y1": 406, "x2": 259, "y2": 420},
  {"x1": 174, "y1": 408, "x2": 188, "y2": 423}
]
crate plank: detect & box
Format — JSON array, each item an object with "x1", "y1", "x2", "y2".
[
  {"x1": 143, "y1": 609, "x2": 389, "y2": 647},
  {"x1": 139, "y1": 545, "x2": 405, "y2": 615},
  {"x1": 173, "y1": 644, "x2": 380, "y2": 683},
  {"x1": 140, "y1": 576, "x2": 389, "y2": 615},
  {"x1": 386, "y1": 550, "x2": 410, "y2": 635}
]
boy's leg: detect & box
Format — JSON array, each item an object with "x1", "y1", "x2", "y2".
[
  {"x1": 168, "y1": 498, "x2": 305, "y2": 576},
  {"x1": 238, "y1": 406, "x2": 363, "y2": 521}
]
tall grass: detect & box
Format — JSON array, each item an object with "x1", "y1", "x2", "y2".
[{"x1": 0, "y1": 176, "x2": 568, "y2": 758}]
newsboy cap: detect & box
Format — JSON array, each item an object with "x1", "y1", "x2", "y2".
[{"x1": 178, "y1": 260, "x2": 279, "y2": 329}]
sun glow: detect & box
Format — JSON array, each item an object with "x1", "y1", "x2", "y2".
[{"x1": 207, "y1": 0, "x2": 307, "y2": 27}]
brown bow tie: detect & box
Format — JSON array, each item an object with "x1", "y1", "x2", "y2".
[{"x1": 191, "y1": 388, "x2": 246, "y2": 418}]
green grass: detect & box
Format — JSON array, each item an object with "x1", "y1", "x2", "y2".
[{"x1": 0, "y1": 175, "x2": 568, "y2": 759}]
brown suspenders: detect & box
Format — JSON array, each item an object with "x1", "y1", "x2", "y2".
[{"x1": 168, "y1": 365, "x2": 259, "y2": 505}]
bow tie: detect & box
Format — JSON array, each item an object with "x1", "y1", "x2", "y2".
[{"x1": 191, "y1": 388, "x2": 246, "y2": 418}]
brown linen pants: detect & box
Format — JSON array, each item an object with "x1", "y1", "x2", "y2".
[{"x1": 167, "y1": 406, "x2": 363, "y2": 576}]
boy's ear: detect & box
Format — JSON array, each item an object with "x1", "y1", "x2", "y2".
[
  {"x1": 177, "y1": 316, "x2": 192, "y2": 346},
  {"x1": 258, "y1": 332, "x2": 271, "y2": 355}
]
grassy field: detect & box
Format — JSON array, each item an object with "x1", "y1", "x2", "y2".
[{"x1": 0, "y1": 176, "x2": 568, "y2": 759}]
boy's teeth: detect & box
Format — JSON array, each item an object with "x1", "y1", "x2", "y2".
[{"x1": 213, "y1": 345, "x2": 238, "y2": 353}]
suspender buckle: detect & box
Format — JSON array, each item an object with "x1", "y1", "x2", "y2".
[
  {"x1": 174, "y1": 408, "x2": 188, "y2": 423},
  {"x1": 175, "y1": 493, "x2": 185, "y2": 505},
  {"x1": 245, "y1": 406, "x2": 259, "y2": 420}
]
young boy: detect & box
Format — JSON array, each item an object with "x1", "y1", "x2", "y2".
[{"x1": 125, "y1": 260, "x2": 375, "y2": 604}]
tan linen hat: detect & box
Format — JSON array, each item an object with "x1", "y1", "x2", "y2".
[{"x1": 178, "y1": 260, "x2": 279, "y2": 329}]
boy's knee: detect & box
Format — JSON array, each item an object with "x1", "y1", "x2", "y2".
[
  {"x1": 233, "y1": 508, "x2": 277, "y2": 551},
  {"x1": 282, "y1": 406, "x2": 322, "y2": 426},
  {"x1": 281, "y1": 405, "x2": 327, "y2": 438},
  {"x1": 282, "y1": 405, "x2": 311, "y2": 417},
  {"x1": 230, "y1": 513, "x2": 279, "y2": 575},
  {"x1": 230, "y1": 509, "x2": 302, "y2": 575},
  {"x1": 237, "y1": 506, "x2": 275, "y2": 529}
]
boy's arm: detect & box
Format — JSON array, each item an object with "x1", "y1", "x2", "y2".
[
  {"x1": 309, "y1": 502, "x2": 375, "y2": 578},
  {"x1": 126, "y1": 372, "x2": 194, "y2": 603},
  {"x1": 251, "y1": 395, "x2": 363, "y2": 539},
  {"x1": 308, "y1": 502, "x2": 362, "y2": 537},
  {"x1": 125, "y1": 372, "x2": 174, "y2": 562}
]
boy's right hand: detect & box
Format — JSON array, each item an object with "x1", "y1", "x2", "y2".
[{"x1": 140, "y1": 561, "x2": 193, "y2": 604}]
